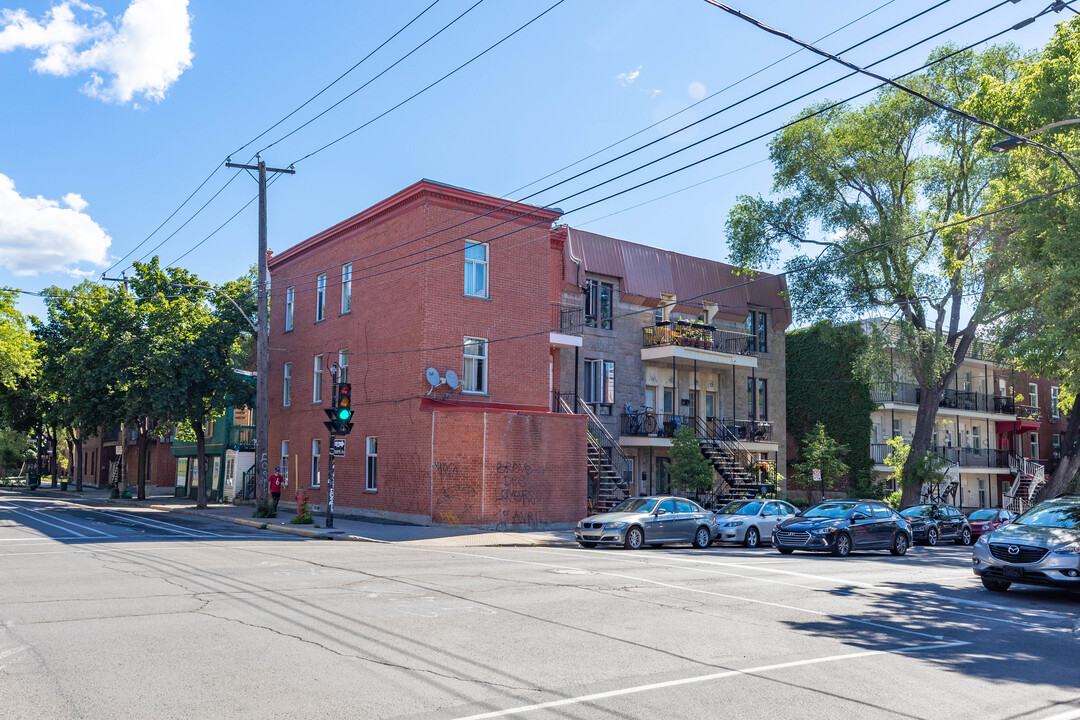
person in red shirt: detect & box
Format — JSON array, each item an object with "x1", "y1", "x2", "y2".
[{"x1": 269, "y1": 467, "x2": 285, "y2": 510}]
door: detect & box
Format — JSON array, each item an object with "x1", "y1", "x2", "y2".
[
  {"x1": 761, "y1": 502, "x2": 788, "y2": 536},
  {"x1": 934, "y1": 506, "x2": 957, "y2": 539},
  {"x1": 645, "y1": 498, "x2": 677, "y2": 542},
  {"x1": 674, "y1": 499, "x2": 701, "y2": 541},
  {"x1": 849, "y1": 503, "x2": 879, "y2": 549},
  {"x1": 655, "y1": 458, "x2": 671, "y2": 495},
  {"x1": 174, "y1": 458, "x2": 188, "y2": 498}
]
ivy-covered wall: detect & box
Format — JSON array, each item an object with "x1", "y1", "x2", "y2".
[{"x1": 786, "y1": 321, "x2": 876, "y2": 493}]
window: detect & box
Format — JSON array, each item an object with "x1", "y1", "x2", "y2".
[
  {"x1": 464, "y1": 241, "x2": 488, "y2": 297},
  {"x1": 281, "y1": 440, "x2": 289, "y2": 483},
  {"x1": 584, "y1": 279, "x2": 613, "y2": 329},
  {"x1": 1028, "y1": 382, "x2": 1038, "y2": 409},
  {"x1": 313, "y1": 355, "x2": 323, "y2": 403},
  {"x1": 746, "y1": 310, "x2": 768, "y2": 352},
  {"x1": 654, "y1": 306, "x2": 664, "y2": 323},
  {"x1": 285, "y1": 287, "x2": 294, "y2": 331},
  {"x1": 225, "y1": 457, "x2": 235, "y2": 487},
  {"x1": 584, "y1": 359, "x2": 615, "y2": 413},
  {"x1": 338, "y1": 350, "x2": 349, "y2": 384},
  {"x1": 705, "y1": 393, "x2": 716, "y2": 419},
  {"x1": 366, "y1": 436, "x2": 378, "y2": 491},
  {"x1": 963, "y1": 372, "x2": 972, "y2": 392},
  {"x1": 972, "y1": 425, "x2": 981, "y2": 451},
  {"x1": 1030, "y1": 432, "x2": 1040, "y2": 460},
  {"x1": 644, "y1": 387, "x2": 656, "y2": 411},
  {"x1": 341, "y1": 263, "x2": 352, "y2": 314},
  {"x1": 1052, "y1": 386, "x2": 1060, "y2": 419},
  {"x1": 463, "y1": 337, "x2": 488, "y2": 394},
  {"x1": 282, "y1": 362, "x2": 292, "y2": 407},
  {"x1": 892, "y1": 418, "x2": 902, "y2": 438},
  {"x1": 1053, "y1": 433, "x2": 1061, "y2": 459},
  {"x1": 315, "y1": 274, "x2": 326, "y2": 322},
  {"x1": 663, "y1": 387, "x2": 673, "y2": 415},
  {"x1": 747, "y1": 378, "x2": 768, "y2": 420},
  {"x1": 311, "y1": 439, "x2": 321, "y2": 487},
  {"x1": 978, "y1": 478, "x2": 986, "y2": 508}
]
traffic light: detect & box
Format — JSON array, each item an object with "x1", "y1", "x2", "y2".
[{"x1": 329, "y1": 382, "x2": 353, "y2": 435}]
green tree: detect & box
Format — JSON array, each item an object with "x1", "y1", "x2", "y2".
[
  {"x1": 727, "y1": 45, "x2": 1024, "y2": 506},
  {"x1": 968, "y1": 17, "x2": 1080, "y2": 498},
  {"x1": 791, "y1": 422, "x2": 849, "y2": 503},
  {"x1": 668, "y1": 425, "x2": 714, "y2": 496}
]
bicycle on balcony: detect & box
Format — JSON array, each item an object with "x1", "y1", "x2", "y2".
[{"x1": 622, "y1": 405, "x2": 658, "y2": 436}]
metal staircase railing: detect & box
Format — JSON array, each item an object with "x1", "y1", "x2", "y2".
[
  {"x1": 240, "y1": 464, "x2": 257, "y2": 500},
  {"x1": 1005, "y1": 454, "x2": 1046, "y2": 513},
  {"x1": 693, "y1": 416, "x2": 763, "y2": 508},
  {"x1": 560, "y1": 396, "x2": 631, "y2": 512}
]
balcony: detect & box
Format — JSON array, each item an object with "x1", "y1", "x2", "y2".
[
  {"x1": 620, "y1": 413, "x2": 773, "y2": 442},
  {"x1": 229, "y1": 425, "x2": 255, "y2": 450},
  {"x1": 1015, "y1": 404, "x2": 1041, "y2": 422},
  {"x1": 872, "y1": 382, "x2": 1016, "y2": 416},
  {"x1": 641, "y1": 323, "x2": 758, "y2": 368},
  {"x1": 871, "y1": 443, "x2": 1010, "y2": 469},
  {"x1": 550, "y1": 303, "x2": 584, "y2": 348}
]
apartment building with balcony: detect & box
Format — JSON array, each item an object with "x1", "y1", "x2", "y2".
[{"x1": 553, "y1": 227, "x2": 790, "y2": 507}]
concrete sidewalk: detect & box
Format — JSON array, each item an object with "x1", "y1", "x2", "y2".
[{"x1": 11, "y1": 485, "x2": 578, "y2": 547}]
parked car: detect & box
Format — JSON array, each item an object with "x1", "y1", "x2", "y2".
[
  {"x1": 574, "y1": 496, "x2": 717, "y2": 550},
  {"x1": 967, "y1": 508, "x2": 1015, "y2": 537},
  {"x1": 772, "y1": 500, "x2": 912, "y2": 557},
  {"x1": 972, "y1": 496, "x2": 1080, "y2": 592},
  {"x1": 899, "y1": 504, "x2": 972, "y2": 546},
  {"x1": 714, "y1": 499, "x2": 799, "y2": 548}
]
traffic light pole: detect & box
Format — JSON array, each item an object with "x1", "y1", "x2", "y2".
[
  {"x1": 226, "y1": 156, "x2": 294, "y2": 505},
  {"x1": 326, "y1": 431, "x2": 335, "y2": 529}
]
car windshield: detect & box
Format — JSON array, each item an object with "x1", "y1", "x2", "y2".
[
  {"x1": 611, "y1": 498, "x2": 658, "y2": 514},
  {"x1": 968, "y1": 509, "x2": 998, "y2": 521},
  {"x1": 801, "y1": 502, "x2": 856, "y2": 519},
  {"x1": 1014, "y1": 502, "x2": 1080, "y2": 530},
  {"x1": 718, "y1": 501, "x2": 762, "y2": 515},
  {"x1": 901, "y1": 506, "x2": 934, "y2": 518}
]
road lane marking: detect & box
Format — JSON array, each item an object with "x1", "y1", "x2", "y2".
[
  {"x1": 450, "y1": 641, "x2": 970, "y2": 720},
  {"x1": 1039, "y1": 707, "x2": 1080, "y2": 720},
  {"x1": 0, "y1": 505, "x2": 91, "y2": 538},
  {"x1": 82, "y1": 509, "x2": 216, "y2": 537},
  {"x1": 7, "y1": 505, "x2": 113, "y2": 537}
]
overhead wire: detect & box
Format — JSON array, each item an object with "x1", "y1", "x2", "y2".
[{"x1": 274, "y1": 0, "x2": 1038, "y2": 296}]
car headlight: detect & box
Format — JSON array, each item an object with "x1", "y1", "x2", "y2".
[
  {"x1": 1053, "y1": 543, "x2": 1080, "y2": 555},
  {"x1": 910, "y1": 522, "x2": 925, "y2": 528},
  {"x1": 605, "y1": 522, "x2": 628, "y2": 530},
  {"x1": 976, "y1": 534, "x2": 989, "y2": 546},
  {"x1": 723, "y1": 521, "x2": 744, "y2": 528},
  {"x1": 810, "y1": 527, "x2": 837, "y2": 535}
]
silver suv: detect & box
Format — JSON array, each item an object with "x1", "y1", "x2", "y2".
[{"x1": 971, "y1": 496, "x2": 1080, "y2": 592}]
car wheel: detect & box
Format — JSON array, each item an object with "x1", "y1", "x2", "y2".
[
  {"x1": 743, "y1": 526, "x2": 761, "y2": 549},
  {"x1": 578, "y1": 542, "x2": 597, "y2": 548},
  {"x1": 832, "y1": 532, "x2": 852, "y2": 557},
  {"x1": 926, "y1": 527, "x2": 938, "y2": 546},
  {"x1": 624, "y1": 526, "x2": 644, "y2": 550},
  {"x1": 981, "y1": 576, "x2": 1011, "y2": 592},
  {"x1": 956, "y1": 527, "x2": 972, "y2": 546},
  {"x1": 890, "y1": 533, "x2": 908, "y2": 556},
  {"x1": 777, "y1": 548, "x2": 795, "y2": 555},
  {"x1": 693, "y1": 526, "x2": 711, "y2": 549}
]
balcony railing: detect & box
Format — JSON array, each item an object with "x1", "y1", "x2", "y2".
[
  {"x1": 1015, "y1": 404, "x2": 1041, "y2": 422},
  {"x1": 870, "y1": 443, "x2": 1010, "y2": 468},
  {"x1": 871, "y1": 382, "x2": 1016, "y2": 415},
  {"x1": 642, "y1": 323, "x2": 757, "y2": 356},
  {"x1": 551, "y1": 303, "x2": 584, "y2": 336},
  {"x1": 620, "y1": 413, "x2": 772, "y2": 441},
  {"x1": 965, "y1": 338, "x2": 998, "y2": 362},
  {"x1": 229, "y1": 425, "x2": 255, "y2": 449}
]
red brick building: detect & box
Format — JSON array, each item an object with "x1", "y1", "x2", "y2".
[{"x1": 267, "y1": 180, "x2": 587, "y2": 526}]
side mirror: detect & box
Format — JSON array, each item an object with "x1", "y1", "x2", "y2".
[
  {"x1": 655, "y1": 509, "x2": 667, "y2": 516},
  {"x1": 851, "y1": 512, "x2": 868, "y2": 521}
]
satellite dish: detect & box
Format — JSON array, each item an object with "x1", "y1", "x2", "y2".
[
  {"x1": 425, "y1": 367, "x2": 440, "y2": 387},
  {"x1": 445, "y1": 370, "x2": 459, "y2": 389}
]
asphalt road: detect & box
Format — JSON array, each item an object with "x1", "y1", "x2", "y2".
[{"x1": 1, "y1": 492, "x2": 1078, "y2": 720}]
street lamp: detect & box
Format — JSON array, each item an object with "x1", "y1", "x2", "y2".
[
  {"x1": 170, "y1": 282, "x2": 257, "y2": 334},
  {"x1": 991, "y1": 118, "x2": 1080, "y2": 153}
]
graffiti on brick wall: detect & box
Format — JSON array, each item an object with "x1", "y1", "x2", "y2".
[
  {"x1": 496, "y1": 461, "x2": 541, "y2": 527},
  {"x1": 431, "y1": 461, "x2": 478, "y2": 524}
]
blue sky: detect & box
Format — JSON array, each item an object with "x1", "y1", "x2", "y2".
[{"x1": 0, "y1": 0, "x2": 1070, "y2": 319}]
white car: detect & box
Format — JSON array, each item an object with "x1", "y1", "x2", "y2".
[{"x1": 715, "y1": 499, "x2": 799, "y2": 548}]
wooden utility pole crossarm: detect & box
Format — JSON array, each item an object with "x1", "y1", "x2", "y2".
[{"x1": 226, "y1": 157, "x2": 295, "y2": 504}]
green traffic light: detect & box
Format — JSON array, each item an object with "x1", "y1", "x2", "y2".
[{"x1": 337, "y1": 408, "x2": 352, "y2": 421}]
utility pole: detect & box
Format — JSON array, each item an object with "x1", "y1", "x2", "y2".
[{"x1": 226, "y1": 156, "x2": 295, "y2": 505}]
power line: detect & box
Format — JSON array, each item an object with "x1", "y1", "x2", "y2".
[
  {"x1": 275, "y1": 3, "x2": 1038, "y2": 296},
  {"x1": 231, "y1": 0, "x2": 445, "y2": 159},
  {"x1": 273, "y1": 0, "x2": 999, "y2": 291},
  {"x1": 288, "y1": 0, "x2": 568, "y2": 166}
]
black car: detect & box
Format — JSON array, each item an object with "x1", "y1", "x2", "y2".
[
  {"x1": 899, "y1": 504, "x2": 972, "y2": 546},
  {"x1": 772, "y1": 500, "x2": 912, "y2": 557}
]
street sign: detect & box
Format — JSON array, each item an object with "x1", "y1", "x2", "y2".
[
  {"x1": 812, "y1": 468, "x2": 821, "y2": 483},
  {"x1": 331, "y1": 438, "x2": 345, "y2": 457}
]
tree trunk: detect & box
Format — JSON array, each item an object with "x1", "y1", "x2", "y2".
[
  {"x1": 74, "y1": 428, "x2": 84, "y2": 493},
  {"x1": 899, "y1": 383, "x2": 945, "y2": 507},
  {"x1": 1039, "y1": 402, "x2": 1080, "y2": 499},
  {"x1": 35, "y1": 425, "x2": 42, "y2": 482},
  {"x1": 49, "y1": 426, "x2": 58, "y2": 487},
  {"x1": 194, "y1": 421, "x2": 208, "y2": 510}
]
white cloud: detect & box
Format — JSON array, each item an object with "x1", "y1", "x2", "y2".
[
  {"x1": 688, "y1": 81, "x2": 706, "y2": 101},
  {"x1": 616, "y1": 65, "x2": 641, "y2": 86},
  {"x1": 0, "y1": 0, "x2": 192, "y2": 104},
  {"x1": 0, "y1": 173, "x2": 111, "y2": 276}
]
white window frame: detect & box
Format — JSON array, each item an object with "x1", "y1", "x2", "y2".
[
  {"x1": 1030, "y1": 432, "x2": 1040, "y2": 460},
  {"x1": 1051, "y1": 386, "x2": 1060, "y2": 419},
  {"x1": 1028, "y1": 382, "x2": 1039, "y2": 410},
  {"x1": 281, "y1": 440, "x2": 289, "y2": 483},
  {"x1": 311, "y1": 439, "x2": 321, "y2": 488},
  {"x1": 462, "y1": 337, "x2": 488, "y2": 394},
  {"x1": 316, "y1": 274, "x2": 327, "y2": 322},
  {"x1": 464, "y1": 241, "x2": 489, "y2": 298},
  {"x1": 282, "y1": 362, "x2": 292, "y2": 407},
  {"x1": 313, "y1": 355, "x2": 323, "y2": 403},
  {"x1": 285, "y1": 287, "x2": 294, "y2": 331},
  {"x1": 341, "y1": 263, "x2": 352, "y2": 314},
  {"x1": 338, "y1": 350, "x2": 349, "y2": 384},
  {"x1": 583, "y1": 359, "x2": 615, "y2": 414},
  {"x1": 366, "y1": 436, "x2": 378, "y2": 491}
]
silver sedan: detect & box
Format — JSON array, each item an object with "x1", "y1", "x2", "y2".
[
  {"x1": 714, "y1": 499, "x2": 799, "y2": 548},
  {"x1": 575, "y1": 496, "x2": 717, "y2": 550}
]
